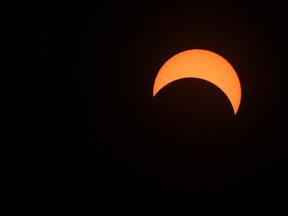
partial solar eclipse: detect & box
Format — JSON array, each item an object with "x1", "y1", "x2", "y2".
[{"x1": 153, "y1": 49, "x2": 242, "y2": 114}]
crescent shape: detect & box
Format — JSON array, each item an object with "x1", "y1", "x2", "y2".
[{"x1": 153, "y1": 49, "x2": 242, "y2": 114}]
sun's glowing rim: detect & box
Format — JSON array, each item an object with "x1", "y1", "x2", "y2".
[{"x1": 153, "y1": 49, "x2": 242, "y2": 114}]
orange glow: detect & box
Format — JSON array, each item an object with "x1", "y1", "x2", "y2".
[{"x1": 153, "y1": 49, "x2": 242, "y2": 114}]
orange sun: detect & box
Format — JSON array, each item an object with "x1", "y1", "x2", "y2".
[{"x1": 153, "y1": 49, "x2": 242, "y2": 114}]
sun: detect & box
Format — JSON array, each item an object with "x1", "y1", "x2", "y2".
[{"x1": 153, "y1": 49, "x2": 241, "y2": 114}]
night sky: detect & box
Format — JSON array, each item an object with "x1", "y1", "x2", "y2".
[{"x1": 8, "y1": 0, "x2": 288, "y2": 215}]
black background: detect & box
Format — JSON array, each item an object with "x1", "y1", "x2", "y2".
[{"x1": 7, "y1": 0, "x2": 288, "y2": 215}]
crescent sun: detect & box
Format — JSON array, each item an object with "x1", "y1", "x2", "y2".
[{"x1": 153, "y1": 49, "x2": 242, "y2": 114}]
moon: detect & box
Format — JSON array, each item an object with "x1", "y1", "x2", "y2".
[{"x1": 153, "y1": 49, "x2": 242, "y2": 114}]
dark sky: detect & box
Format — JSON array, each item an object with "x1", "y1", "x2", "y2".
[{"x1": 8, "y1": 0, "x2": 288, "y2": 215}]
